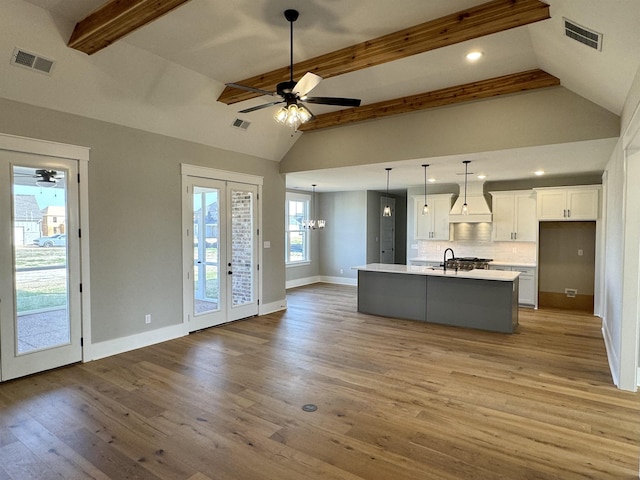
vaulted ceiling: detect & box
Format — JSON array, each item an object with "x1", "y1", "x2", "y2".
[{"x1": 11, "y1": 0, "x2": 640, "y2": 188}]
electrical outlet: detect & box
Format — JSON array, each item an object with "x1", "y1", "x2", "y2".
[
  {"x1": 564, "y1": 288, "x2": 578, "y2": 298},
  {"x1": 145, "y1": 314, "x2": 151, "y2": 324},
  {"x1": 340, "y1": 268, "x2": 344, "y2": 274},
  {"x1": 578, "y1": 249, "x2": 583, "y2": 256}
]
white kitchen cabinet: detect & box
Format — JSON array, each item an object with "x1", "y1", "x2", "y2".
[
  {"x1": 414, "y1": 194, "x2": 453, "y2": 240},
  {"x1": 490, "y1": 190, "x2": 537, "y2": 242},
  {"x1": 535, "y1": 186, "x2": 600, "y2": 221},
  {"x1": 490, "y1": 265, "x2": 536, "y2": 306}
]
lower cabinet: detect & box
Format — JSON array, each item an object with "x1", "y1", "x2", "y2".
[{"x1": 491, "y1": 265, "x2": 536, "y2": 307}]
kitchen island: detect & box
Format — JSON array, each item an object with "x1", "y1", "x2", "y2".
[{"x1": 352, "y1": 263, "x2": 520, "y2": 333}]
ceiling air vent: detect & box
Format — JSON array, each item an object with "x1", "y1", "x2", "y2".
[
  {"x1": 11, "y1": 47, "x2": 55, "y2": 74},
  {"x1": 563, "y1": 18, "x2": 602, "y2": 51},
  {"x1": 231, "y1": 118, "x2": 251, "y2": 130}
]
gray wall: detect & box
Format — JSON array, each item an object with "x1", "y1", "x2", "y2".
[
  {"x1": 539, "y1": 222, "x2": 596, "y2": 295},
  {"x1": 319, "y1": 191, "x2": 367, "y2": 279},
  {"x1": 0, "y1": 98, "x2": 285, "y2": 343},
  {"x1": 281, "y1": 87, "x2": 620, "y2": 174}
]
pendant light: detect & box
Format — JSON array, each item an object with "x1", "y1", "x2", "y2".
[
  {"x1": 305, "y1": 184, "x2": 325, "y2": 229},
  {"x1": 382, "y1": 168, "x2": 392, "y2": 217},
  {"x1": 421, "y1": 164, "x2": 430, "y2": 215},
  {"x1": 462, "y1": 160, "x2": 471, "y2": 215}
]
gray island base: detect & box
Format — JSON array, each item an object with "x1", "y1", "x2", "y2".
[{"x1": 353, "y1": 264, "x2": 519, "y2": 333}]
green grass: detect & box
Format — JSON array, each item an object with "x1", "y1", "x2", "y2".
[
  {"x1": 15, "y1": 246, "x2": 66, "y2": 268},
  {"x1": 14, "y1": 247, "x2": 68, "y2": 313}
]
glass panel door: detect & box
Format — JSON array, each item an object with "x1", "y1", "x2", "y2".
[
  {"x1": 186, "y1": 179, "x2": 226, "y2": 331},
  {"x1": 193, "y1": 186, "x2": 221, "y2": 315},
  {"x1": 0, "y1": 153, "x2": 82, "y2": 381}
]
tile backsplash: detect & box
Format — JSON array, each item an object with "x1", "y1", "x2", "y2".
[{"x1": 412, "y1": 223, "x2": 537, "y2": 263}]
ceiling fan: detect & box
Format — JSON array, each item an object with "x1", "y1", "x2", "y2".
[
  {"x1": 13, "y1": 168, "x2": 60, "y2": 187},
  {"x1": 34, "y1": 169, "x2": 58, "y2": 187},
  {"x1": 226, "y1": 9, "x2": 361, "y2": 129}
]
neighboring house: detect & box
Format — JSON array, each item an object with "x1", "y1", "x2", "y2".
[
  {"x1": 40, "y1": 205, "x2": 66, "y2": 236},
  {"x1": 13, "y1": 194, "x2": 42, "y2": 246}
]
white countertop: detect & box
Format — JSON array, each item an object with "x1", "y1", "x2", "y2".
[
  {"x1": 409, "y1": 257, "x2": 536, "y2": 268},
  {"x1": 353, "y1": 263, "x2": 520, "y2": 282},
  {"x1": 490, "y1": 261, "x2": 536, "y2": 268}
]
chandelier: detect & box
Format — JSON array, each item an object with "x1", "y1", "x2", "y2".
[{"x1": 304, "y1": 184, "x2": 325, "y2": 229}]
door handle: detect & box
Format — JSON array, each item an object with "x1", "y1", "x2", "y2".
[{"x1": 228, "y1": 271, "x2": 233, "y2": 275}]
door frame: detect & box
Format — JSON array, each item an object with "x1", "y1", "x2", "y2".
[
  {"x1": 0, "y1": 133, "x2": 91, "y2": 366},
  {"x1": 181, "y1": 164, "x2": 263, "y2": 328}
]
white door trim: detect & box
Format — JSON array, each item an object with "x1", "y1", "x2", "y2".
[{"x1": 0, "y1": 133, "x2": 91, "y2": 368}]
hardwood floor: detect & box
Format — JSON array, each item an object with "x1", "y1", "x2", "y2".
[{"x1": 0, "y1": 283, "x2": 638, "y2": 479}]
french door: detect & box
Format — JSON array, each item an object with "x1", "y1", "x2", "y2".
[
  {"x1": 0, "y1": 151, "x2": 82, "y2": 380},
  {"x1": 183, "y1": 172, "x2": 260, "y2": 331}
]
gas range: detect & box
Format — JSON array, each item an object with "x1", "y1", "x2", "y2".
[{"x1": 445, "y1": 257, "x2": 493, "y2": 271}]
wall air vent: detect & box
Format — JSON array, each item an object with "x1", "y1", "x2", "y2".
[
  {"x1": 231, "y1": 118, "x2": 251, "y2": 130},
  {"x1": 11, "y1": 48, "x2": 55, "y2": 74},
  {"x1": 563, "y1": 18, "x2": 602, "y2": 51}
]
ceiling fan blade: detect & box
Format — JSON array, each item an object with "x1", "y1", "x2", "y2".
[
  {"x1": 238, "y1": 100, "x2": 284, "y2": 113},
  {"x1": 303, "y1": 96, "x2": 362, "y2": 107},
  {"x1": 226, "y1": 83, "x2": 275, "y2": 97},
  {"x1": 293, "y1": 72, "x2": 322, "y2": 97}
]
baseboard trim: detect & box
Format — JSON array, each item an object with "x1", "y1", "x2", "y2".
[
  {"x1": 286, "y1": 276, "x2": 321, "y2": 289},
  {"x1": 320, "y1": 275, "x2": 357, "y2": 286},
  {"x1": 259, "y1": 298, "x2": 287, "y2": 315},
  {"x1": 90, "y1": 323, "x2": 187, "y2": 361},
  {"x1": 286, "y1": 275, "x2": 357, "y2": 289},
  {"x1": 601, "y1": 319, "x2": 620, "y2": 387}
]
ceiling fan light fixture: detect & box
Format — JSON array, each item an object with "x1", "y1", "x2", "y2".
[
  {"x1": 36, "y1": 178, "x2": 57, "y2": 188},
  {"x1": 275, "y1": 102, "x2": 312, "y2": 130}
]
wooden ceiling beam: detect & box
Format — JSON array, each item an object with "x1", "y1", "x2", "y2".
[
  {"x1": 218, "y1": 0, "x2": 550, "y2": 105},
  {"x1": 68, "y1": 0, "x2": 192, "y2": 55},
  {"x1": 297, "y1": 69, "x2": 560, "y2": 132}
]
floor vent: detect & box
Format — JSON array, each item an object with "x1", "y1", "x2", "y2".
[
  {"x1": 231, "y1": 118, "x2": 251, "y2": 130},
  {"x1": 11, "y1": 47, "x2": 55, "y2": 74},
  {"x1": 563, "y1": 18, "x2": 602, "y2": 51}
]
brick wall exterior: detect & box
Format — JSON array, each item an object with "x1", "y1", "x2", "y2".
[{"x1": 231, "y1": 189, "x2": 254, "y2": 306}]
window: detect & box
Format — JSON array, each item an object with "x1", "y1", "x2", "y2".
[{"x1": 285, "y1": 192, "x2": 310, "y2": 264}]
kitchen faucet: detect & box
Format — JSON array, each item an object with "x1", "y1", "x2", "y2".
[{"x1": 443, "y1": 248, "x2": 455, "y2": 272}]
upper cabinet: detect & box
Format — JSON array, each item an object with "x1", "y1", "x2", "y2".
[
  {"x1": 414, "y1": 194, "x2": 453, "y2": 240},
  {"x1": 534, "y1": 185, "x2": 601, "y2": 221},
  {"x1": 490, "y1": 190, "x2": 537, "y2": 242}
]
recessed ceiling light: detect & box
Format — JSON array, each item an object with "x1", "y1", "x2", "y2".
[
  {"x1": 477, "y1": 174, "x2": 487, "y2": 180},
  {"x1": 428, "y1": 178, "x2": 436, "y2": 183},
  {"x1": 466, "y1": 51, "x2": 483, "y2": 62},
  {"x1": 534, "y1": 170, "x2": 545, "y2": 176}
]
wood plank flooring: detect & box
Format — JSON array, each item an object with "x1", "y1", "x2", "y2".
[{"x1": 0, "y1": 283, "x2": 638, "y2": 479}]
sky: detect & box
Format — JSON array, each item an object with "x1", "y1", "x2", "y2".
[{"x1": 14, "y1": 184, "x2": 65, "y2": 209}]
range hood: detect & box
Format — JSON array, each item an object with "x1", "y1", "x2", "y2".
[{"x1": 449, "y1": 182, "x2": 492, "y2": 223}]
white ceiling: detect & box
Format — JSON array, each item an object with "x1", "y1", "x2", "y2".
[{"x1": 16, "y1": 0, "x2": 640, "y2": 190}]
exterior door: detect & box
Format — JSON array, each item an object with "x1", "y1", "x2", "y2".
[
  {"x1": 0, "y1": 152, "x2": 82, "y2": 380},
  {"x1": 184, "y1": 177, "x2": 259, "y2": 331},
  {"x1": 380, "y1": 196, "x2": 395, "y2": 263},
  {"x1": 226, "y1": 182, "x2": 259, "y2": 321}
]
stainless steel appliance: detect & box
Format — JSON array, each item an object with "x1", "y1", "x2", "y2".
[{"x1": 445, "y1": 257, "x2": 492, "y2": 271}]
